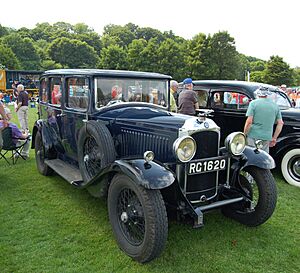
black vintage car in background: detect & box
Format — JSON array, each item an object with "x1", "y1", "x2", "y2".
[
  {"x1": 184, "y1": 80, "x2": 300, "y2": 188},
  {"x1": 32, "y1": 70, "x2": 277, "y2": 263}
]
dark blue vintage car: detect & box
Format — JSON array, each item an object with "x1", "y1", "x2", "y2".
[
  {"x1": 184, "y1": 80, "x2": 300, "y2": 188},
  {"x1": 32, "y1": 70, "x2": 277, "y2": 263}
]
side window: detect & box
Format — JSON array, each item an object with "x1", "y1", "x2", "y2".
[
  {"x1": 50, "y1": 77, "x2": 62, "y2": 106},
  {"x1": 40, "y1": 78, "x2": 48, "y2": 102},
  {"x1": 223, "y1": 91, "x2": 250, "y2": 109},
  {"x1": 211, "y1": 91, "x2": 224, "y2": 108},
  {"x1": 195, "y1": 89, "x2": 208, "y2": 107},
  {"x1": 66, "y1": 77, "x2": 89, "y2": 110}
]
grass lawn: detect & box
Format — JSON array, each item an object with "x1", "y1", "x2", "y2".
[{"x1": 0, "y1": 106, "x2": 299, "y2": 273}]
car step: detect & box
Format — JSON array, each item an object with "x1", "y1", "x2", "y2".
[{"x1": 45, "y1": 159, "x2": 83, "y2": 186}]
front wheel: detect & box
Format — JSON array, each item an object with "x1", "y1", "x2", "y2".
[
  {"x1": 222, "y1": 166, "x2": 277, "y2": 227},
  {"x1": 281, "y1": 148, "x2": 300, "y2": 187},
  {"x1": 108, "y1": 174, "x2": 168, "y2": 263}
]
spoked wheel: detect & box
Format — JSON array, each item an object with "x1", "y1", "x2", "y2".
[
  {"x1": 118, "y1": 188, "x2": 145, "y2": 245},
  {"x1": 35, "y1": 130, "x2": 54, "y2": 176},
  {"x1": 82, "y1": 135, "x2": 103, "y2": 179},
  {"x1": 108, "y1": 174, "x2": 168, "y2": 263},
  {"x1": 78, "y1": 121, "x2": 116, "y2": 182},
  {"x1": 222, "y1": 166, "x2": 277, "y2": 227},
  {"x1": 281, "y1": 148, "x2": 300, "y2": 187}
]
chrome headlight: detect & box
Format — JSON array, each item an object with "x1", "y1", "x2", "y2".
[
  {"x1": 144, "y1": 151, "x2": 154, "y2": 162},
  {"x1": 255, "y1": 140, "x2": 264, "y2": 150},
  {"x1": 225, "y1": 132, "x2": 246, "y2": 156},
  {"x1": 173, "y1": 136, "x2": 196, "y2": 162}
]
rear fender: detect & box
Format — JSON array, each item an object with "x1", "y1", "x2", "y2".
[{"x1": 31, "y1": 120, "x2": 64, "y2": 154}]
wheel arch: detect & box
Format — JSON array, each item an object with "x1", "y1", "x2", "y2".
[{"x1": 242, "y1": 146, "x2": 276, "y2": 170}]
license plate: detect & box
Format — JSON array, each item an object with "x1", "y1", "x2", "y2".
[{"x1": 188, "y1": 156, "x2": 227, "y2": 175}]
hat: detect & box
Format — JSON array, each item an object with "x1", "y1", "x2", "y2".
[
  {"x1": 255, "y1": 86, "x2": 272, "y2": 97},
  {"x1": 183, "y1": 78, "x2": 193, "y2": 84}
]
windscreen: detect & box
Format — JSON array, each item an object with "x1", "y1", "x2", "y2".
[{"x1": 95, "y1": 78, "x2": 168, "y2": 108}]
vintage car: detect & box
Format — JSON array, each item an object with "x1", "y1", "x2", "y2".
[
  {"x1": 181, "y1": 80, "x2": 300, "y2": 188},
  {"x1": 32, "y1": 70, "x2": 277, "y2": 263}
]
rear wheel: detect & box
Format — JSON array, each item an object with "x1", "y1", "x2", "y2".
[
  {"x1": 222, "y1": 166, "x2": 277, "y2": 226},
  {"x1": 35, "y1": 130, "x2": 54, "y2": 176},
  {"x1": 281, "y1": 148, "x2": 300, "y2": 187},
  {"x1": 108, "y1": 174, "x2": 168, "y2": 263}
]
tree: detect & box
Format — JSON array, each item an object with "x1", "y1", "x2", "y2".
[
  {"x1": 102, "y1": 24, "x2": 135, "y2": 48},
  {"x1": 1, "y1": 33, "x2": 41, "y2": 69},
  {"x1": 48, "y1": 37, "x2": 99, "y2": 68},
  {"x1": 0, "y1": 43, "x2": 21, "y2": 69},
  {"x1": 156, "y1": 38, "x2": 185, "y2": 80},
  {"x1": 185, "y1": 33, "x2": 208, "y2": 79},
  {"x1": 250, "y1": 71, "x2": 266, "y2": 83},
  {"x1": 127, "y1": 39, "x2": 148, "y2": 71},
  {"x1": 206, "y1": 31, "x2": 240, "y2": 79},
  {"x1": 98, "y1": 44, "x2": 128, "y2": 70},
  {"x1": 0, "y1": 24, "x2": 9, "y2": 37},
  {"x1": 264, "y1": 55, "x2": 294, "y2": 86}
]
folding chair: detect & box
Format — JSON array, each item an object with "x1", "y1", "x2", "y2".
[{"x1": 0, "y1": 127, "x2": 29, "y2": 164}]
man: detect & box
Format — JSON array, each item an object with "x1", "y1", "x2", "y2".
[
  {"x1": 243, "y1": 86, "x2": 284, "y2": 153},
  {"x1": 178, "y1": 78, "x2": 199, "y2": 116},
  {"x1": 0, "y1": 107, "x2": 30, "y2": 158},
  {"x1": 15, "y1": 84, "x2": 29, "y2": 132},
  {"x1": 170, "y1": 80, "x2": 178, "y2": 112}
]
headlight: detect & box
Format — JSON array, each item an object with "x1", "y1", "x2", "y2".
[
  {"x1": 255, "y1": 140, "x2": 264, "y2": 150},
  {"x1": 144, "y1": 151, "x2": 154, "y2": 162},
  {"x1": 173, "y1": 136, "x2": 196, "y2": 162},
  {"x1": 225, "y1": 132, "x2": 246, "y2": 155}
]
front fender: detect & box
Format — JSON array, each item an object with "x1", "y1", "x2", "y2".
[
  {"x1": 111, "y1": 159, "x2": 176, "y2": 189},
  {"x1": 242, "y1": 146, "x2": 276, "y2": 170}
]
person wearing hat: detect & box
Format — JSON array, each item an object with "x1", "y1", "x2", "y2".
[
  {"x1": 243, "y1": 86, "x2": 284, "y2": 153},
  {"x1": 178, "y1": 78, "x2": 199, "y2": 116}
]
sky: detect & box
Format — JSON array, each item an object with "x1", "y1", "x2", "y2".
[{"x1": 1, "y1": 0, "x2": 299, "y2": 67}]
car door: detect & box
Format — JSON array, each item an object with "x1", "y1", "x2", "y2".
[
  {"x1": 60, "y1": 76, "x2": 90, "y2": 161},
  {"x1": 207, "y1": 87, "x2": 251, "y2": 142}
]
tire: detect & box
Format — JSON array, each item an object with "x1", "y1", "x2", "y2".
[
  {"x1": 77, "y1": 121, "x2": 116, "y2": 183},
  {"x1": 222, "y1": 166, "x2": 277, "y2": 227},
  {"x1": 108, "y1": 174, "x2": 168, "y2": 263},
  {"x1": 35, "y1": 130, "x2": 54, "y2": 176},
  {"x1": 281, "y1": 148, "x2": 300, "y2": 187}
]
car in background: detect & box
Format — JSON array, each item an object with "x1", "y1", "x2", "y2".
[
  {"x1": 32, "y1": 70, "x2": 278, "y2": 263},
  {"x1": 183, "y1": 80, "x2": 300, "y2": 187}
]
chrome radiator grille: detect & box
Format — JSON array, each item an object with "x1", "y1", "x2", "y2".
[{"x1": 185, "y1": 130, "x2": 220, "y2": 202}]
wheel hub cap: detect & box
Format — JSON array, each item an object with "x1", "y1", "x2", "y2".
[
  {"x1": 292, "y1": 160, "x2": 300, "y2": 177},
  {"x1": 120, "y1": 211, "x2": 128, "y2": 223}
]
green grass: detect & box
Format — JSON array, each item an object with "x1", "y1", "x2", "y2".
[{"x1": 1, "y1": 106, "x2": 300, "y2": 273}]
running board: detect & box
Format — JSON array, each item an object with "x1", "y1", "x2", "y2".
[{"x1": 45, "y1": 159, "x2": 83, "y2": 186}]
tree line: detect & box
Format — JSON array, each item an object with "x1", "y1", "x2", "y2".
[{"x1": 0, "y1": 22, "x2": 299, "y2": 86}]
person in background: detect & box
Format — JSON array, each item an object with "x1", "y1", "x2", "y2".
[
  {"x1": 15, "y1": 84, "x2": 29, "y2": 133},
  {"x1": 178, "y1": 78, "x2": 199, "y2": 116},
  {"x1": 0, "y1": 107, "x2": 30, "y2": 159},
  {"x1": 0, "y1": 100, "x2": 9, "y2": 149},
  {"x1": 170, "y1": 80, "x2": 178, "y2": 112},
  {"x1": 243, "y1": 86, "x2": 284, "y2": 153}
]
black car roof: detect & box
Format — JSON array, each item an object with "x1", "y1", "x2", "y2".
[
  {"x1": 43, "y1": 69, "x2": 172, "y2": 79},
  {"x1": 192, "y1": 80, "x2": 280, "y2": 91}
]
